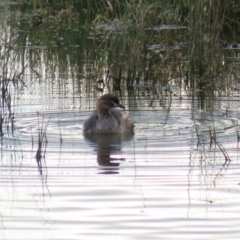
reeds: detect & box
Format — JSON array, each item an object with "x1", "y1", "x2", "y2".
[
  {"x1": 80, "y1": 0, "x2": 240, "y2": 92},
  {"x1": 0, "y1": 2, "x2": 23, "y2": 136},
  {"x1": 35, "y1": 114, "x2": 49, "y2": 175},
  {"x1": 18, "y1": 0, "x2": 240, "y2": 94}
]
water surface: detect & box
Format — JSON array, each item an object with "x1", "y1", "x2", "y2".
[
  {"x1": 1, "y1": 2, "x2": 240, "y2": 240},
  {"x1": 1, "y1": 84, "x2": 240, "y2": 240}
]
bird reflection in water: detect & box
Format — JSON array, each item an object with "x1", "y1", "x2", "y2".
[{"x1": 84, "y1": 133, "x2": 134, "y2": 174}]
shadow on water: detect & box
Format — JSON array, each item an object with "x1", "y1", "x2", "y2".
[{"x1": 84, "y1": 132, "x2": 134, "y2": 174}]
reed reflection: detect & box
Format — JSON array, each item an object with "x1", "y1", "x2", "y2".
[{"x1": 84, "y1": 133, "x2": 134, "y2": 173}]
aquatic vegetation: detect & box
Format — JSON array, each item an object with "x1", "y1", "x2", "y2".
[
  {"x1": 35, "y1": 114, "x2": 49, "y2": 175},
  {"x1": 7, "y1": 0, "x2": 236, "y2": 95},
  {"x1": 1, "y1": 0, "x2": 240, "y2": 111}
]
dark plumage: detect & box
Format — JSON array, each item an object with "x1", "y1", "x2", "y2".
[{"x1": 83, "y1": 94, "x2": 134, "y2": 134}]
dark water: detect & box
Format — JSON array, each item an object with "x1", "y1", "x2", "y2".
[{"x1": 1, "y1": 3, "x2": 240, "y2": 240}]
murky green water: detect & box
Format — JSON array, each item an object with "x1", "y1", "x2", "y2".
[{"x1": 1, "y1": 2, "x2": 240, "y2": 240}]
